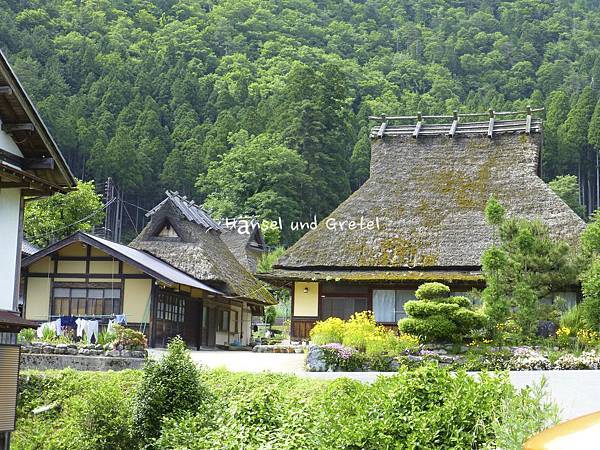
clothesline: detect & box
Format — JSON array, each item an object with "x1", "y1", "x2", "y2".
[{"x1": 36, "y1": 314, "x2": 127, "y2": 343}]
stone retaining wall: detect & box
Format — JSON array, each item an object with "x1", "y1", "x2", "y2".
[
  {"x1": 21, "y1": 342, "x2": 146, "y2": 358},
  {"x1": 21, "y1": 353, "x2": 144, "y2": 371}
]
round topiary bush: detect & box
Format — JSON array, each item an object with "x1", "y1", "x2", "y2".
[
  {"x1": 415, "y1": 282, "x2": 450, "y2": 300},
  {"x1": 398, "y1": 282, "x2": 487, "y2": 342}
]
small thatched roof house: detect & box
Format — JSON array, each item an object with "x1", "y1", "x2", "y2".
[
  {"x1": 131, "y1": 191, "x2": 274, "y2": 307},
  {"x1": 261, "y1": 110, "x2": 586, "y2": 339},
  {"x1": 21, "y1": 191, "x2": 275, "y2": 349},
  {"x1": 220, "y1": 219, "x2": 266, "y2": 273}
]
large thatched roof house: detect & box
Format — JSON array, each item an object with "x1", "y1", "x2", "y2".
[
  {"x1": 22, "y1": 191, "x2": 275, "y2": 348},
  {"x1": 261, "y1": 110, "x2": 586, "y2": 339}
]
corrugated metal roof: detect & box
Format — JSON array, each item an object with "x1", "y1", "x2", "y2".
[
  {"x1": 21, "y1": 239, "x2": 40, "y2": 256},
  {"x1": 146, "y1": 191, "x2": 222, "y2": 231}
]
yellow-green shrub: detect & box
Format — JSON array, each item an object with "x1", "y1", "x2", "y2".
[
  {"x1": 309, "y1": 317, "x2": 345, "y2": 344},
  {"x1": 342, "y1": 311, "x2": 379, "y2": 352}
]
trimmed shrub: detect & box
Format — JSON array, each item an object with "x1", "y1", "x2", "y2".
[
  {"x1": 399, "y1": 315, "x2": 459, "y2": 341},
  {"x1": 415, "y1": 282, "x2": 450, "y2": 300},
  {"x1": 132, "y1": 336, "x2": 207, "y2": 447},
  {"x1": 404, "y1": 300, "x2": 459, "y2": 317},
  {"x1": 399, "y1": 282, "x2": 487, "y2": 342}
]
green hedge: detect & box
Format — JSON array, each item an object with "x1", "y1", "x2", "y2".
[{"x1": 14, "y1": 365, "x2": 556, "y2": 450}]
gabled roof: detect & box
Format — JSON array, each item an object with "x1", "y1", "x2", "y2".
[
  {"x1": 146, "y1": 191, "x2": 221, "y2": 231},
  {"x1": 220, "y1": 220, "x2": 266, "y2": 271},
  {"x1": 0, "y1": 49, "x2": 75, "y2": 190},
  {"x1": 131, "y1": 197, "x2": 276, "y2": 305},
  {"x1": 274, "y1": 131, "x2": 585, "y2": 276},
  {"x1": 21, "y1": 231, "x2": 225, "y2": 296}
]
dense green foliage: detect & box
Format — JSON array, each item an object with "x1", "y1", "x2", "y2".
[
  {"x1": 23, "y1": 180, "x2": 104, "y2": 247},
  {"x1": 548, "y1": 175, "x2": 586, "y2": 218},
  {"x1": 481, "y1": 198, "x2": 577, "y2": 336},
  {"x1": 131, "y1": 337, "x2": 207, "y2": 447},
  {"x1": 2, "y1": 0, "x2": 600, "y2": 240},
  {"x1": 581, "y1": 259, "x2": 600, "y2": 331},
  {"x1": 14, "y1": 369, "x2": 139, "y2": 450},
  {"x1": 399, "y1": 282, "x2": 485, "y2": 342},
  {"x1": 14, "y1": 365, "x2": 558, "y2": 450}
]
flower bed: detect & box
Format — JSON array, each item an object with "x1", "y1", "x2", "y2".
[
  {"x1": 307, "y1": 343, "x2": 600, "y2": 372},
  {"x1": 252, "y1": 344, "x2": 304, "y2": 353}
]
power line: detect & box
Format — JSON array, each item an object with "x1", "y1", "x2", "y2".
[{"x1": 27, "y1": 197, "x2": 117, "y2": 242}]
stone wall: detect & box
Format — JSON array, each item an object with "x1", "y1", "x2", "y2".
[
  {"x1": 21, "y1": 353, "x2": 144, "y2": 371},
  {"x1": 21, "y1": 342, "x2": 146, "y2": 358}
]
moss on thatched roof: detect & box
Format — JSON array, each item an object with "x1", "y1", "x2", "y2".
[
  {"x1": 274, "y1": 132, "x2": 584, "y2": 278},
  {"x1": 131, "y1": 194, "x2": 275, "y2": 305}
]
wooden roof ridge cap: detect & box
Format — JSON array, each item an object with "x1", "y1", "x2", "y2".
[
  {"x1": 368, "y1": 106, "x2": 544, "y2": 122},
  {"x1": 369, "y1": 107, "x2": 544, "y2": 138},
  {"x1": 0, "y1": 49, "x2": 75, "y2": 187},
  {"x1": 146, "y1": 190, "x2": 222, "y2": 231}
]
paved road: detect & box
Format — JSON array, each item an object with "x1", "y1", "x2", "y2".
[{"x1": 148, "y1": 349, "x2": 600, "y2": 420}]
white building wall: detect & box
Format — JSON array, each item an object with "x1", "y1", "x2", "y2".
[
  {"x1": 0, "y1": 119, "x2": 24, "y2": 311},
  {"x1": 0, "y1": 188, "x2": 22, "y2": 311}
]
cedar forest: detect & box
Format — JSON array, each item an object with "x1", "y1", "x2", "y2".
[{"x1": 3, "y1": 0, "x2": 600, "y2": 245}]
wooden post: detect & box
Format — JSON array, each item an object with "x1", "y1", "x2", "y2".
[
  {"x1": 525, "y1": 105, "x2": 532, "y2": 134},
  {"x1": 413, "y1": 112, "x2": 423, "y2": 138},
  {"x1": 487, "y1": 109, "x2": 495, "y2": 139},
  {"x1": 448, "y1": 110, "x2": 458, "y2": 137},
  {"x1": 377, "y1": 114, "x2": 387, "y2": 138}
]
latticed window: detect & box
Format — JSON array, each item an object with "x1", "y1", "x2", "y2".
[{"x1": 52, "y1": 285, "x2": 122, "y2": 317}]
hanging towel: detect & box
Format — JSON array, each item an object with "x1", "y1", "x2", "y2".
[
  {"x1": 53, "y1": 318, "x2": 62, "y2": 336},
  {"x1": 115, "y1": 314, "x2": 127, "y2": 325},
  {"x1": 84, "y1": 320, "x2": 99, "y2": 343},
  {"x1": 36, "y1": 322, "x2": 54, "y2": 338},
  {"x1": 76, "y1": 318, "x2": 85, "y2": 337},
  {"x1": 107, "y1": 319, "x2": 115, "y2": 334},
  {"x1": 60, "y1": 316, "x2": 77, "y2": 328}
]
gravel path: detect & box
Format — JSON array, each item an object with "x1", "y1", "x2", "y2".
[{"x1": 147, "y1": 349, "x2": 600, "y2": 420}]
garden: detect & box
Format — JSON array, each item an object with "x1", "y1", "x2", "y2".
[
  {"x1": 306, "y1": 198, "x2": 600, "y2": 372},
  {"x1": 13, "y1": 338, "x2": 559, "y2": 450}
]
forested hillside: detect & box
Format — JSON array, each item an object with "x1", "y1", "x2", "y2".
[{"x1": 2, "y1": 0, "x2": 600, "y2": 243}]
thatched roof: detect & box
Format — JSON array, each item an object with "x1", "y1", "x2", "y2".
[
  {"x1": 131, "y1": 193, "x2": 275, "y2": 305},
  {"x1": 220, "y1": 220, "x2": 266, "y2": 272},
  {"x1": 272, "y1": 130, "x2": 585, "y2": 280}
]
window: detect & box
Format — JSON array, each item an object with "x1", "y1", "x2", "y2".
[
  {"x1": 373, "y1": 290, "x2": 413, "y2": 323},
  {"x1": 156, "y1": 292, "x2": 185, "y2": 322},
  {"x1": 321, "y1": 297, "x2": 368, "y2": 321},
  {"x1": 232, "y1": 310, "x2": 239, "y2": 333},
  {"x1": 52, "y1": 285, "x2": 122, "y2": 317},
  {"x1": 217, "y1": 310, "x2": 230, "y2": 332}
]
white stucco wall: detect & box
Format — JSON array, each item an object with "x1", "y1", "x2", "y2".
[
  {"x1": 0, "y1": 188, "x2": 21, "y2": 310},
  {"x1": 0, "y1": 117, "x2": 24, "y2": 311},
  {"x1": 0, "y1": 119, "x2": 24, "y2": 158}
]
